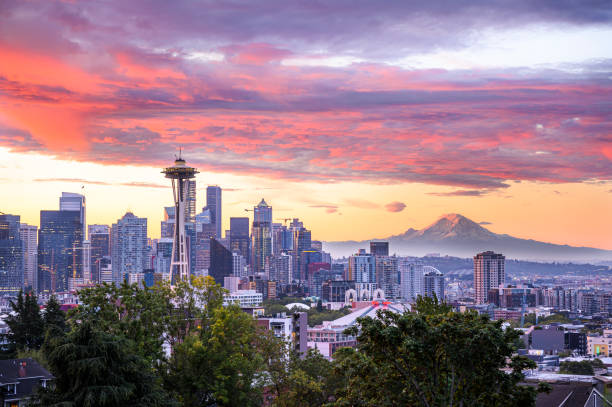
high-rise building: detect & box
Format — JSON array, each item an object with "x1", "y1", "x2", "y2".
[
  {"x1": 82, "y1": 240, "x2": 91, "y2": 283},
  {"x1": 186, "y1": 180, "x2": 196, "y2": 223},
  {"x1": 229, "y1": 217, "x2": 250, "y2": 262},
  {"x1": 252, "y1": 199, "x2": 272, "y2": 275},
  {"x1": 423, "y1": 266, "x2": 444, "y2": 301},
  {"x1": 348, "y1": 251, "x2": 375, "y2": 283},
  {"x1": 38, "y1": 210, "x2": 83, "y2": 293},
  {"x1": 59, "y1": 192, "x2": 86, "y2": 245},
  {"x1": 88, "y1": 225, "x2": 110, "y2": 283},
  {"x1": 155, "y1": 238, "x2": 173, "y2": 276},
  {"x1": 400, "y1": 260, "x2": 423, "y2": 302},
  {"x1": 210, "y1": 238, "x2": 232, "y2": 284},
  {"x1": 0, "y1": 214, "x2": 23, "y2": 296},
  {"x1": 474, "y1": 251, "x2": 505, "y2": 304},
  {"x1": 370, "y1": 241, "x2": 389, "y2": 257},
  {"x1": 111, "y1": 212, "x2": 148, "y2": 284},
  {"x1": 375, "y1": 256, "x2": 399, "y2": 299},
  {"x1": 19, "y1": 223, "x2": 37, "y2": 291},
  {"x1": 194, "y1": 209, "x2": 216, "y2": 273},
  {"x1": 160, "y1": 207, "x2": 175, "y2": 239},
  {"x1": 232, "y1": 252, "x2": 247, "y2": 277},
  {"x1": 163, "y1": 156, "x2": 198, "y2": 283},
  {"x1": 98, "y1": 256, "x2": 113, "y2": 284},
  {"x1": 291, "y1": 219, "x2": 311, "y2": 282},
  {"x1": 270, "y1": 252, "x2": 292, "y2": 286},
  {"x1": 311, "y1": 240, "x2": 323, "y2": 252},
  {"x1": 206, "y1": 186, "x2": 222, "y2": 238}
]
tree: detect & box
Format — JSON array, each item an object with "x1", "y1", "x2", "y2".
[
  {"x1": 36, "y1": 321, "x2": 175, "y2": 407},
  {"x1": 42, "y1": 295, "x2": 67, "y2": 337},
  {"x1": 4, "y1": 290, "x2": 44, "y2": 355},
  {"x1": 273, "y1": 349, "x2": 340, "y2": 407},
  {"x1": 72, "y1": 281, "x2": 173, "y2": 366},
  {"x1": 331, "y1": 296, "x2": 542, "y2": 407},
  {"x1": 164, "y1": 304, "x2": 267, "y2": 406}
]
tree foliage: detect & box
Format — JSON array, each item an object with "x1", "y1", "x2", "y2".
[
  {"x1": 163, "y1": 304, "x2": 267, "y2": 406},
  {"x1": 272, "y1": 349, "x2": 339, "y2": 407},
  {"x1": 4, "y1": 290, "x2": 44, "y2": 355},
  {"x1": 331, "y1": 296, "x2": 541, "y2": 407},
  {"x1": 36, "y1": 321, "x2": 174, "y2": 407},
  {"x1": 559, "y1": 359, "x2": 604, "y2": 375}
]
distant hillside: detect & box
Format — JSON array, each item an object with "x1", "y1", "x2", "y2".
[
  {"x1": 414, "y1": 255, "x2": 610, "y2": 280},
  {"x1": 323, "y1": 213, "x2": 612, "y2": 262}
]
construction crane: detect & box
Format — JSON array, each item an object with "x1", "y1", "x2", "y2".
[{"x1": 275, "y1": 218, "x2": 292, "y2": 225}]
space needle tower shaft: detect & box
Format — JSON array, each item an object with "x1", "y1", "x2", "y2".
[{"x1": 162, "y1": 153, "x2": 198, "y2": 283}]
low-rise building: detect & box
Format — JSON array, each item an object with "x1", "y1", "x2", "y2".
[
  {"x1": 307, "y1": 301, "x2": 410, "y2": 359},
  {"x1": 257, "y1": 312, "x2": 308, "y2": 356},
  {"x1": 587, "y1": 329, "x2": 612, "y2": 357},
  {"x1": 223, "y1": 290, "x2": 263, "y2": 307}
]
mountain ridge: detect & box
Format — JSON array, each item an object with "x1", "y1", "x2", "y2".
[{"x1": 323, "y1": 213, "x2": 612, "y2": 261}]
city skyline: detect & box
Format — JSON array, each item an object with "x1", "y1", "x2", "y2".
[{"x1": 0, "y1": 1, "x2": 611, "y2": 249}]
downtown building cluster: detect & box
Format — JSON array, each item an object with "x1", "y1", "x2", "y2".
[{"x1": 0, "y1": 183, "x2": 447, "y2": 309}]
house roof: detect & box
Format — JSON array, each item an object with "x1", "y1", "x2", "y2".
[{"x1": 0, "y1": 358, "x2": 53, "y2": 384}]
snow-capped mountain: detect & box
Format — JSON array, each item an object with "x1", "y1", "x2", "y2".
[{"x1": 323, "y1": 214, "x2": 612, "y2": 261}]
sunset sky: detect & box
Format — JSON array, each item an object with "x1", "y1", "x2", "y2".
[{"x1": 0, "y1": 1, "x2": 611, "y2": 248}]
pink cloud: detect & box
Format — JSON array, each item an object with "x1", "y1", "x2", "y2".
[
  {"x1": 0, "y1": 1, "x2": 610, "y2": 192},
  {"x1": 385, "y1": 202, "x2": 406, "y2": 212}
]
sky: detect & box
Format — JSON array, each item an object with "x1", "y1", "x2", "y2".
[{"x1": 0, "y1": 0, "x2": 611, "y2": 249}]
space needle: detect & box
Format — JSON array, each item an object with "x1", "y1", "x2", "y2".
[{"x1": 162, "y1": 152, "x2": 198, "y2": 283}]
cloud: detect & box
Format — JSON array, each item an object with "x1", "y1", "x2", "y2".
[
  {"x1": 385, "y1": 201, "x2": 406, "y2": 212},
  {"x1": 428, "y1": 190, "x2": 488, "y2": 197},
  {"x1": 309, "y1": 204, "x2": 339, "y2": 214},
  {"x1": 479, "y1": 221, "x2": 492, "y2": 225},
  {"x1": 33, "y1": 178, "x2": 167, "y2": 189},
  {"x1": 34, "y1": 178, "x2": 111, "y2": 186},
  {"x1": 0, "y1": 1, "x2": 611, "y2": 192}
]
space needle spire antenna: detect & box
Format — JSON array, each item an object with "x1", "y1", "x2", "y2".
[{"x1": 162, "y1": 151, "x2": 198, "y2": 284}]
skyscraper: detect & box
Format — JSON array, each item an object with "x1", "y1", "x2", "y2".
[
  {"x1": 111, "y1": 212, "x2": 148, "y2": 284},
  {"x1": 206, "y1": 186, "x2": 222, "y2": 238},
  {"x1": 155, "y1": 238, "x2": 173, "y2": 276},
  {"x1": 252, "y1": 199, "x2": 272, "y2": 275},
  {"x1": 160, "y1": 207, "x2": 175, "y2": 239},
  {"x1": 59, "y1": 192, "x2": 86, "y2": 239},
  {"x1": 474, "y1": 251, "x2": 505, "y2": 304},
  {"x1": 88, "y1": 225, "x2": 110, "y2": 283},
  {"x1": 370, "y1": 241, "x2": 389, "y2": 256},
  {"x1": 375, "y1": 256, "x2": 399, "y2": 299},
  {"x1": 20, "y1": 223, "x2": 37, "y2": 291},
  {"x1": 186, "y1": 180, "x2": 196, "y2": 223},
  {"x1": 423, "y1": 266, "x2": 444, "y2": 301},
  {"x1": 348, "y1": 251, "x2": 375, "y2": 283},
  {"x1": 194, "y1": 209, "x2": 216, "y2": 273},
  {"x1": 38, "y1": 210, "x2": 82, "y2": 293},
  {"x1": 400, "y1": 260, "x2": 423, "y2": 302},
  {"x1": 290, "y1": 219, "x2": 311, "y2": 282},
  {"x1": 229, "y1": 217, "x2": 250, "y2": 262},
  {"x1": 0, "y1": 214, "x2": 23, "y2": 296},
  {"x1": 209, "y1": 238, "x2": 232, "y2": 284}
]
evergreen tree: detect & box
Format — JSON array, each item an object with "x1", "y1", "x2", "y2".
[
  {"x1": 42, "y1": 295, "x2": 67, "y2": 337},
  {"x1": 4, "y1": 290, "x2": 44, "y2": 355},
  {"x1": 36, "y1": 321, "x2": 175, "y2": 407}
]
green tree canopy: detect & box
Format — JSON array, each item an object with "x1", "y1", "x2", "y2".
[
  {"x1": 163, "y1": 304, "x2": 268, "y2": 406},
  {"x1": 36, "y1": 321, "x2": 175, "y2": 407},
  {"x1": 331, "y1": 296, "x2": 541, "y2": 407}
]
